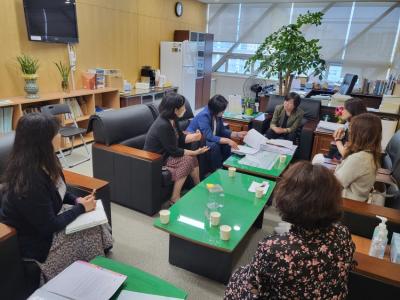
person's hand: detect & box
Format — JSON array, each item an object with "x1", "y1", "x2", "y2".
[
  {"x1": 274, "y1": 127, "x2": 286, "y2": 134},
  {"x1": 333, "y1": 128, "x2": 344, "y2": 141},
  {"x1": 191, "y1": 130, "x2": 202, "y2": 142},
  {"x1": 237, "y1": 131, "x2": 247, "y2": 139},
  {"x1": 195, "y1": 146, "x2": 209, "y2": 155},
  {"x1": 77, "y1": 195, "x2": 96, "y2": 212},
  {"x1": 228, "y1": 139, "x2": 239, "y2": 150}
]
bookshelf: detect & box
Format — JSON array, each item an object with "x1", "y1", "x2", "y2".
[{"x1": 1, "y1": 88, "x2": 119, "y2": 151}]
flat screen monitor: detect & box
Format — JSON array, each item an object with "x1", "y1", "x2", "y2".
[{"x1": 23, "y1": 0, "x2": 79, "y2": 44}]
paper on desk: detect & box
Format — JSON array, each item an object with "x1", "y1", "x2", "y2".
[
  {"x1": 317, "y1": 121, "x2": 344, "y2": 132},
  {"x1": 265, "y1": 138, "x2": 293, "y2": 149},
  {"x1": 117, "y1": 290, "x2": 183, "y2": 300},
  {"x1": 41, "y1": 261, "x2": 126, "y2": 300},
  {"x1": 243, "y1": 129, "x2": 266, "y2": 150},
  {"x1": 232, "y1": 145, "x2": 259, "y2": 156},
  {"x1": 248, "y1": 181, "x2": 269, "y2": 194},
  {"x1": 260, "y1": 144, "x2": 297, "y2": 156}
]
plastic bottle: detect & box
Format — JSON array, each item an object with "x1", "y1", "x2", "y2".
[{"x1": 369, "y1": 215, "x2": 388, "y2": 259}]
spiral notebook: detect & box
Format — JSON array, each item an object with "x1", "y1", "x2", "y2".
[{"x1": 66, "y1": 200, "x2": 108, "y2": 234}]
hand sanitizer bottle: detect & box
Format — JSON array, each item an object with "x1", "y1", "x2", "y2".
[{"x1": 369, "y1": 215, "x2": 388, "y2": 259}]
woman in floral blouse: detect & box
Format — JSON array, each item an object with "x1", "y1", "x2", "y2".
[{"x1": 225, "y1": 161, "x2": 355, "y2": 300}]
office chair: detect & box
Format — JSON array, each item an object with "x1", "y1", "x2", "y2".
[{"x1": 41, "y1": 104, "x2": 91, "y2": 168}]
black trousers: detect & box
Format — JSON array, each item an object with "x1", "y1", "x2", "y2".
[{"x1": 266, "y1": 128, "x2": 297, "y2": 142}]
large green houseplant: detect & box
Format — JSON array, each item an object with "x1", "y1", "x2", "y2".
[{"x1": 246, "y1": 11, "x2": 326, "y2": 96}]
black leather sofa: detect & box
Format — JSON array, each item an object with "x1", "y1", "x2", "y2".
[
  {"x1": 0, "y1": 133, "x2": 112, "y2": 299},
  {"x1": 88, "y1": 102, "x2": 199, "y2": 216},
  {"x1": 257, "y1": 95, "x2": 321, "y2": 160}
]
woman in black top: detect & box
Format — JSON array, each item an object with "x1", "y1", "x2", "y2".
[
  {"x1": 144, "y1": 93, "x2": 209, "y2": 203},
  {"x1": 0, "y1": 113, "x2": 112, "y2": 282}
]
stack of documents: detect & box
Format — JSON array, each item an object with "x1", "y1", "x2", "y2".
[
  {"x1": 239, "y1": 151, "x2": 279, "y2": 170},
  {"x1": 316, "y1": 121, "x2": 344, "y2": 132},
  {"x1": 28, "y1": 261, "x2": 127, "y2": 300}
]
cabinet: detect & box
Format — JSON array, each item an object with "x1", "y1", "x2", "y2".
[
  {"x1": 311, "y1": 129, "x2": 333, "y2": 158},
  {"x1": 174, "y1": 30, "x2": 213, "y2": 109}
]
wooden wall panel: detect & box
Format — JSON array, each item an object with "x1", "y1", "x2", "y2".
[{"x1": 0, "y1": 0, "x2": 206, "y2": 98}]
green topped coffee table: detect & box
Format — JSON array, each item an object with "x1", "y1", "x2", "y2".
[
  {"x1": 223, "y1": 152, "x2": 293, "y2": 180},
  {"x1": 154, "y1": 169, "x2": 275, "y2": 283},
  {"x1": 91, "y1": 257, "x2": 187, "y2": 299}
]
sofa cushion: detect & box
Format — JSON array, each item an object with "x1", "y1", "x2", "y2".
[
  {"x1": 120, "y1": 134, "x2": 147, "y2": 150},
  {"x1": 298, "y1": 98, "x2": 321, "y2": 120},
  {"x1": 88, "y1": 105, "x2": 155, "y2": 146}
]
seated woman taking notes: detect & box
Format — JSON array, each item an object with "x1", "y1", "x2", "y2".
[
  {"x1": 266, "y1": 92, "x2": 304, "y2": 142},
  {"x1": 144, "y1": 93, "x2": 209, "y2": 204},
  {"x1": 0, "y1": 113, "x2": 112, "y2": 283},
  {"x1": 334, "y1": 113, "x2": 382, "y2": 202},
  {"x1": 225, "y1": 161, "x2": 355, "y2": 300},
  {"x1": 187, "y1": 95, "x2": 247, "y2": 171}
]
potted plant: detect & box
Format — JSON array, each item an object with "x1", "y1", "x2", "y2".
[
  {"x1": 243, "y1": 97, "x2": 255, "y2": 116},
  {"x1": 17, "y1": 54, "x2": 39, "y2": 99},
  {"x1": 246, "y1": 11, "x2": 326, "y2": 96},
  {"x1": 55, "y1": 61, "x2": 71, "y2": 93}
]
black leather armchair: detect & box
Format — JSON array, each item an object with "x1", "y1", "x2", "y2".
[
  {"x1": 259, "y1": 95, "x2": 321, "y2": 160},
  {"x1": 89, "y1": 105, "x2": 173, "y2": 216}
]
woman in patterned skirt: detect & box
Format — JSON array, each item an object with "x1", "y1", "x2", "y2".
[
  {"x1": 225, "y1": 161, "x2": 355, "y2": 300},
  {"x1": 144, "y1": 93, "x2": 209, "y2": 203},
  {"x1": 0, "y1": 113, "x2": 112, "y2": 283}
]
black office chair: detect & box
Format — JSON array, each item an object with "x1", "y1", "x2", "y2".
[{"x1": 41, "y1": 104, "x2": 90, "y2": 168}]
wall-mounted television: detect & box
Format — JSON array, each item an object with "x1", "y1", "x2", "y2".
[{"x1": 23, "y1": 0, "x2": 79, "y2": 44}]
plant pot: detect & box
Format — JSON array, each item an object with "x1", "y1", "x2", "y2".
[
  {"x1": 61, "y1": 80, "x2": 70, "y2": 93},
  {"x1": 245, "y1": 108, "x2": 254, "y2": 116},
  {"x1": 22, "y1": 74, "x2": 39, "y2": 99}
]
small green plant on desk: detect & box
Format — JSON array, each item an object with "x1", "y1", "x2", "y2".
[
  {"x1": 55, "y1": 61, "x2": 72, "y2": 92},
  {"x1": 243, "y1": 98, "x2": 255, "y2": 116}
]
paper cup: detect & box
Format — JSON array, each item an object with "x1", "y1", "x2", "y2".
[
  {"x1": 228, "y1": 167, "x2": 236, "y2": 177},
  {"x1": 210, "y1": 211, "x2": 221, "y2": 226},
  {"x1": 159, "y1": 210, "x2": 170, "y2": 224},
  {"x1": 255, "y1": 186, "x2": 264, "y2": 198},
  {"x1": 220, "y1": 225, "x2": 232, "y2": 241},
  {"x1": 279, "y1": 155, "x2": 287, "y2": 164}
]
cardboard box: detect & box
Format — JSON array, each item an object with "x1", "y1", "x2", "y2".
[{"x1": 105, "y1": 74, "x2": 123, "y2": 92}]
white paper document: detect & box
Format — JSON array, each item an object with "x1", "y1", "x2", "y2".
[
  {"x1": 265, "y1": 138, "x2": 293, "y2": 149},
  {"x1": 243, "y1": 129, "x2": 267, "y2": 150},
  {"x1": 66, "y1": 200, "x2": 108, "y2": 234},
  {"x1": 232, "y1": 145, "x2": 259, "y2": 156},
  {"x1": 317, "y1": 121, "x2": 344, "y2": 132},
  {"x1": 117, "y1": 290, "x2": 183, "y2": 300},
  {"x1": 239, "y1": 151, "x2": 279, "y2": 170},
  {"x1": 30, "y1": 261, "x2": 126, "y2": 300},
  {"x1": 248, "y1": 181, "x2": 270, "y2": 194}
]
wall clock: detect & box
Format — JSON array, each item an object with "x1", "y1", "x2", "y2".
[{"x1": 175, "y1": 2, "x2": 183, "y2": 17}]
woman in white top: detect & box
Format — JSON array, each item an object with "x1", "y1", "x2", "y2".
[{"x1": 334, "y1": 113, "x2": 382, "y2": 201}]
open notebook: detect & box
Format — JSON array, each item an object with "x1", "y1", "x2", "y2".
[{"x1": 66, "y1": 200, "x2": 108, "y2": 234}]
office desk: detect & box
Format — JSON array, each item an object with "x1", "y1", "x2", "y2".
[
  {"x1": 223, "y1": 153, "x2": 292, "y2": 180},
  {"x1": 91, "y1": 257, "x2": 187, "y2": 299},
  {"x1": 352, "y1": 235, "x2": 400, "y2": 287},
  {"x1": 154, "y1": 169, "x2": 275, "y2": 283},
  {"x1": 120, "y1": 87, "x2": 178, "y2": 107},
  {"x1": 222, "y1": 111, "x2": 263, "y2": 132}
]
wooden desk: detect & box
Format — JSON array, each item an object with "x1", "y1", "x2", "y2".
[
  {"x1": 222, "y1": 112, "x2": 263, "y2": 132},
  {"x1": 311, "y1": 128, "x2": 333, "y2": 158},
  {"x1": 352, "y1": 234, "x2": 400, "y2": 287}
]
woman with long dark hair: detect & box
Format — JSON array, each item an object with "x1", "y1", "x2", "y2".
[
  {"x1": 0, "y1": 113, "x2": 112, "y2": 283},
  {"x1": 335, "y1": 113, "x2": 382, "y2": 201},
  {"x1": 144, "y1": 93, "x2": 209, "y2": 203},
  {"x1": 187, "y1": 95, "x2": 247, "y2": 171}
]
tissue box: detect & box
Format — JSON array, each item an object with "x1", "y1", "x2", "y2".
[{"x1": 391, "y1": 232, "x2": 400, "y2": 264}]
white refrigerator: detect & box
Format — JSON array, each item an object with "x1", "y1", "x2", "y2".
[{"x1": 160, "y1": 41, "x2": 197, "y2": 110}]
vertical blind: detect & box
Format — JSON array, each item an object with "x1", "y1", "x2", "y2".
[{"x1": 208, "y1": 1, "x2": 400, "y2": 80}]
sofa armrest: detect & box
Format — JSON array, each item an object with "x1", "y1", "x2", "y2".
[
  {"x1": 297, "y1": 119, "x2": 319, "y2": 160},
  {"x1": 0, "y1": 223, "x2": 16, "y2": 242},
  {"x1": 63, "y1": 170, "x2": 108, "y2": 191},
  {"x1": 342, "y1": 198, "x2": 400, "y2": 224},
  {"x1": 94, "y1": 143, "x2": 162, "y2": 162}
]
